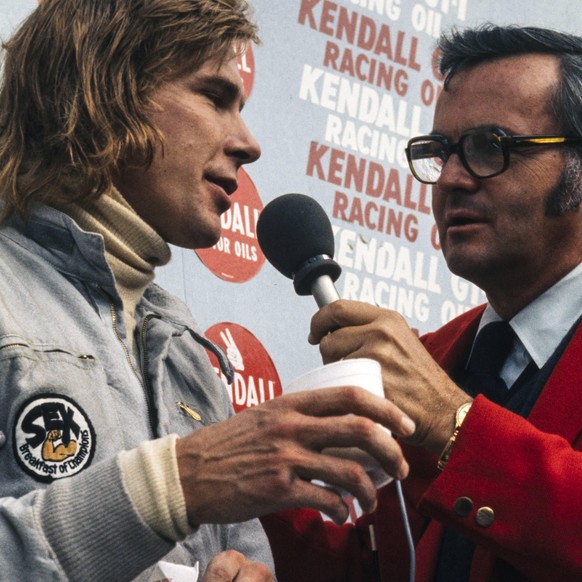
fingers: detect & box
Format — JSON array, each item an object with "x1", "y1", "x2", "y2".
[
  {"x1": 270, "y1": 386, "x2": 416, "y2": 439},
  {"x1": 254, "y1": 399, "x2": 409, "y2": 516},
  {"x1": 279, "y1": 430, "x2": 402, "y2": 521},
  {"x1": 202, "y1": 550, "x2": 273, "y2": 581},
  {"x1": 178, "y1": 387, "x2": 412, "y2": 526},
  {"x1": 290, "y1": 410, "x2": 409, "y2": 477},
  {"x1": 294, "y1": 456, "x2": 378, "y2": 516},
  {"x1": 309, "y1": 302, "x2": 410, "y2": 369},
  {"x1": 288, "y1": 475, "x2": 353, "y2": 525},
  {"x1": 309, "y1": 300, "x2": 384, "y2": 345}
]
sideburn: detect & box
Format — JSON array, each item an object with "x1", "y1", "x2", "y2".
[{"x1": 545, "y1": 153, "x2": 582, "y2": 216}]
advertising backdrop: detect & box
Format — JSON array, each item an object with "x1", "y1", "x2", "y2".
[{"x1": 1, "y1": 0, "x2": 580, "y2": 412}]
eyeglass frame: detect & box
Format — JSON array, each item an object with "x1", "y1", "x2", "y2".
[{"x1": 405, "y1": 127, "x2": 582, "y2": 185}]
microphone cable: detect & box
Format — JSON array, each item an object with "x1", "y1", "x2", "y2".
[
  {"x1": 395, "y1": 479, "x2": 416, "y2": 582},
  {"x1": 369, "y1": 480, "x2": 415, "y2": 582}
]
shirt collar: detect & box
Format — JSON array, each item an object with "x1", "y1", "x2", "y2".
[{"x1": 479, "y1": 261, "x2": 582, "y2": 369}]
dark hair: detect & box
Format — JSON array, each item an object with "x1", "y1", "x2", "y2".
[
  {"x1": 438, "y1": 24, "x2": 582, "y2": 136},
  {"x1": 438, "y1": 24, "x2": 582, "y2": 213},
  {"x1": 0, "y1": 0, "x2": 259, "y2": 218}
]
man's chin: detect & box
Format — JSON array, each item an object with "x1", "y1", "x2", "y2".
[
  {"x1": 198, "y1": 231, "x2": 222, "y2": 249},
  {"x1": 446, "y1": 259, "x2": 495, "y2": 295},
  {"x1": 443, "y1": 249, "x2": 486, "y2": 281},
  {"x1": 170, "y1": 221, "x2": 223, "y2": 249}
]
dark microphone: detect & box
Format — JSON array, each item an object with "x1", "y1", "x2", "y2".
[{"x1": 256, "y1": 193, "x2": 341, "y2": 307}]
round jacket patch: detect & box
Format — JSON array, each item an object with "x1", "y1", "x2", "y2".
[{"x1": 14, "y1": 394, "x2": 96, "y2": 482}]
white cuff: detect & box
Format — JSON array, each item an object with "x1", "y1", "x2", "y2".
[{"x1": 119, "y1": 434, "x2": 195, "y2": 542}]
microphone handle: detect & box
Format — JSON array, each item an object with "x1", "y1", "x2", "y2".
[{"x1": 311, "y1": 274, "x2": 341, "y2": 308}]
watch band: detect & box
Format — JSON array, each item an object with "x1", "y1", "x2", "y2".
[{"x1": 437, "y1": 401, "x2": 472, "y2": 471}]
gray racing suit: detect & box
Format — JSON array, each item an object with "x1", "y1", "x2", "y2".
[{"x1": 0, "y1": 204, "x2": 274, "y2": 580}]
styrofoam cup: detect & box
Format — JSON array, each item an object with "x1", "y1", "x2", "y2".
[
  {"x1": 285, "y1": 358, "x2": 393, "y2": 491},
  {"x1": 286, "y1": 357, "x2": 384, "y2": 397}
]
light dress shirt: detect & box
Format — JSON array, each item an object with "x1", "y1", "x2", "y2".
[{"x1": 475, "y1": 261, "x2": 582, "y2": 389}]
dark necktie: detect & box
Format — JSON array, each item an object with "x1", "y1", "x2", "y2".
[{"x1": 464, "y1": 320, "x2": 516, "y2": 403}]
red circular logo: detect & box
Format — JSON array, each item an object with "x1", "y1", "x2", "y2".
[
  {"x1": 237, "y1": 45, "x2": 255, "y2": 99},
  {"x1": 205, "y1": 322, "x2": 282, "y2": 414},
  {"x1": 195, "y1": 169, "x2": 265, "y2": 282}
]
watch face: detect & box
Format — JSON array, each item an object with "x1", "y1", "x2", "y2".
[{"x1": 456, "y1": 402, "x2": 472, "y2": 425}]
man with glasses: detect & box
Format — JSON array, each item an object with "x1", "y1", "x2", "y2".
[{"x1": 262, "y1": 24, "x2": 582, "y2": 581}]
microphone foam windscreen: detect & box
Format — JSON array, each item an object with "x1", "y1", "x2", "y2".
[{"x1": 257, "y1": 193, "x2": 335, "y2": 279}]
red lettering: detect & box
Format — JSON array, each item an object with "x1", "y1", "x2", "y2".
[
  {"x1": 394, "y1": 30, "x2": 407, "y2": 66},
  {"x1": 340, "y1": 48, "x2": 356, "y2": 78},
  {"x1": 394, "y1": 69, "x2": 409, "y2": 97},
  {"x1": 403, "y1": 175, "x2": 431, "y2": 214},
  {"x1": 355, "y1": 52, "x2": 372, "y2": 82},
  {"x1": 366, "y1": 163, "x2": 384, "y2": 198},
  {"x1": 320, "y1": 0, "x2": 338, "y2": 36},
  {"x1": 373, "y1": 25, "x2": 393, "y2": 60},
  {"x1": 297, "y1": 0, "x2": 321, "y2": 28},
  {"x1": 409, "y1": 36, "x2": 421, "y2": 72},
  {"x1": 386, "y1": 209, "x2": 403, "y2": 238},
  {"x1": 328, "y1": 149, "x2": 345, "y2": 186},
  {"x1": 336, "y1": 5, "x2": 357, "y2": 44},
  {"x1": 306, "y1": 142, "x2": 430, "y2": 216},
  {"x1": 364, "y1": 200, "x2": 379, "y2": 229},
  {"x1": 305, "y1": 141, "x2": 329, "y2": 180},
  {"x1": 404, "y1": 175, "x2": 418, "y2": 211},
  {"x1": 345, "y1": 155, "x2": 366, "y2": 193},
  {"x1": 299, "y1": 2, "x2": 421, "y2": 71},
  {"x1": 404, "y1": 213, "x2": 419, "y2": 243},
  {"x1": 383, "y1": 169, "x2": 403, "y2": 205},
  {"x1": 333, "y1": 190, "x2": 349, "y2": 220},
  {"x1": 323, "y1": 41, "x2": 340, "y2": 70},
  {"x1": 419, "y1": 183, "x2": 431, "y2": 215},
  {"x1": 347, "y1": 196, "x2": 364, "y2": 225},
  {"x1": 357, "y1": 16, "x2": 376, "y2": 51}
]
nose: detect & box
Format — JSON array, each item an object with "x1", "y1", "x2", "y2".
[
  {"x1": 227, "y1": 116, "x2": 261, "y2": 166},
  {"x1": 436, "y1": 151, "x2": 478, "y2": 190}
]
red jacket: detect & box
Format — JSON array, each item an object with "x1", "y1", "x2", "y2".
[{"x1": 261, "y1": 305, "x2": 582, "y2": 581}]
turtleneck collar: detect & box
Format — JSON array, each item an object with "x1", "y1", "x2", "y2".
[
  {"x1": 53, "y1": 188, "x2": 172, "y2": 354},
  {"x1": 54, "y1": 187, "x2": 171, "y2": 294}
]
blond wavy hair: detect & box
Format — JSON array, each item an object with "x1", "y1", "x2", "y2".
[{"x1": 0, "y1": 0, "x2": 259, "y2": 219}]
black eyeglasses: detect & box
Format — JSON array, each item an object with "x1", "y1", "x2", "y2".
[{"x1": 405, "y1": 128, "x2": 582, "y2": 185}]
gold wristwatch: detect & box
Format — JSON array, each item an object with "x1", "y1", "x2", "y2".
[{"x1": 437, "y1": 401, "x2": 472, "y2": 471}]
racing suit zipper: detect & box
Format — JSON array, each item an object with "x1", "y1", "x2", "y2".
[{"x1": 139, "y1": 313, "x2": 162, "y2": 437}]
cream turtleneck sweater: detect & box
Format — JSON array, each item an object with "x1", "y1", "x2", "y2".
[
  {"x1": 56, "y1": 187, "x2": 171, "y2": 356},
  {"x1": 55, "y1": 189, "x2": 193, "y2": 542}
]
